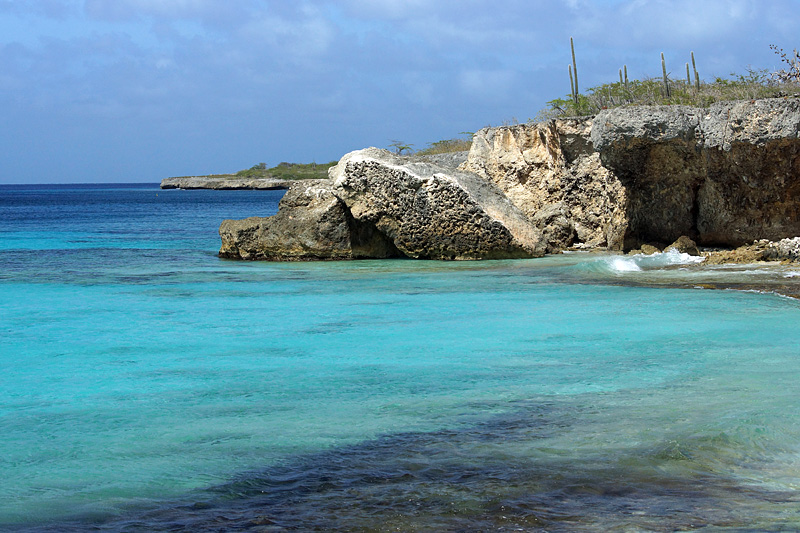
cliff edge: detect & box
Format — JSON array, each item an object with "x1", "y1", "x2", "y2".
[{"x1": 220, "y1": 97, "x2": 800, "y2": 261}]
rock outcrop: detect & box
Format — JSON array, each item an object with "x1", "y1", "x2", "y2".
[
  {"x1": 220, "y1": 150, "x2": 545, "y2": 260},
  {"x1": 219, "y1": 180, "x2": 399, "y2": 260},
  {"x1": 593, "y1": 98, "x2": 800, "y2": 248},
  {"x1": 220, "y1": 97, "x2": 800, "y2": 261},
  {"x1": 162, "y1": 176, "x2": 295, "y2": 190},
  {"x1": 462, "y1": 118, "x2": 627, "y2": 252},
  {"x1": 330, "y1": 148, "x2": 544, "y2": 260}
]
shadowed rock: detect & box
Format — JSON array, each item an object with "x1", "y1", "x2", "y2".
[
  {"x1": 219, "y1": 180, "x2": 399, "y2": 260},
  {"x1": 592, "y1": 98, "x2": 800, "y2": 248}
]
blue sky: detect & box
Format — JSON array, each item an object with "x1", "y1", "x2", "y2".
[{"x1": 1, "y1": 0, "x2": 798, "y2": 183}]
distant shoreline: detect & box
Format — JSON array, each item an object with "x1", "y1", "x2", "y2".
[{"x1": 160, "y1": 176, "x2": 297, "y2": 190}]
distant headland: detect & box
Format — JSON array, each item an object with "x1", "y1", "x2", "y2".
[{"x1": 160, "y1": 161, "x2": 336, "y2": 190}]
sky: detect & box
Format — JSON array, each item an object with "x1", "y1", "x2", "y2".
[{"x1": 1, "y1": 0, "x2": 798, "y2": 183}]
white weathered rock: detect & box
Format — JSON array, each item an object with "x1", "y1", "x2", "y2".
[
  {"x1": 461, "y1": 119, "x2": 627, "y2": 251},
  {"x1": 330, "y1": 148, "x2": 545, "y2": 260}
]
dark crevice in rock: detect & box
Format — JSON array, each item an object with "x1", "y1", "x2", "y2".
[{"x1": 346, "y1": 210, "x2": 404, "y2": 259}]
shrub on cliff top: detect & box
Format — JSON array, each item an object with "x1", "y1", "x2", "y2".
[{"x1": 538, "y1": 43, "x2": 800, "y2": 120}]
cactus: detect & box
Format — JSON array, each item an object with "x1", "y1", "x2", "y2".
[
  {"x1": 570, "y1": 37, "x2": 579, "y2": 104},
  {"x1": 686, "y1": 62, "x2": 691, "y2": 85},
  {"x1": 661, "y1": 52, "x2": 671, "y2": 98},
  {"x1": 691, "y1": 51, "x2": 700, "y2": 91},
  {"x1": 624, "y1": 65, "x2": 629, "y2": 93},
  {"x1": 569, "y1": 64, "x2": 576, "y2": 103}
]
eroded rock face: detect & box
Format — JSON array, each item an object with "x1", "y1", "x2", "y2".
[
  {"x1": 220, "y1": 98, "x2": 800, "y2": 261},
  {"x1": 330, "y1": 148, "x2": 545, "y2": 260},
  {"x1": 219, "y1": 180, "x2": 399, "y2": 260},
  {"x1": 462, "y1": 119, "x2": 627, "y2": 251},
  {"x1": 592, "y1": 98, "x2": 800, "y2": 248}
]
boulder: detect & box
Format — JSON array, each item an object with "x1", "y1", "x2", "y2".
[
  {"x1": 330, "y1": 148, "x2": 545, "y2": 260},
  {"x1": 219, "y1": 180, "x2": 399, "y2": 260},
  {"x1": 665, "y1": 236, "x2": 701, "y2": 256}
]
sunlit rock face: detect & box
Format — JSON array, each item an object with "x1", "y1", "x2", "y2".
[
  {"x1": 462, "y1": 119, "x2": 627, "y2": 251},
  {"x1": 220, "y1": 98, "x2": 800, "y2": 260},
  {"x1": 329, "y1": 148, "x2": 545, "y2": 260}
]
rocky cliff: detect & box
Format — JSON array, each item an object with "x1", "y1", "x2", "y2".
[{"x1": 220, "y1": 97, "x2": 800, "y2": 261}]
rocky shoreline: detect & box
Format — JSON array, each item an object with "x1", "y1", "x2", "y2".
[
  {"x1": 161, "y1": 176, "x2": 296, "y2": 190},
  {"x1": 219, "y1": 97, "x2": 800, "y2": 267}
]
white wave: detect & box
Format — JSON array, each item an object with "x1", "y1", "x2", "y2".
[
  {"x1": 585, "y1": 250, "x2": 705, "y2": 276},
  {"x1": 607, "y1": 256, "x2": 642, "y2": 272}
]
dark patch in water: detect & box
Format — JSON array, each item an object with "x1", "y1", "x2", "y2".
[{"x1": 18, "y1": 402, "x2": 800, "y2": 532}]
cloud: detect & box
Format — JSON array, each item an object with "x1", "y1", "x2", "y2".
[
  {"x1": 1, "y1": 0, "x2": 798, "y2": 183},
  {"x1": 238, "y1": 7, "x2": 336, "y2": 63},
  {"x1": 83, "y1": 0, "x2": 218, "y2": 21},
  {"x1": 459, "y1": 69, "x2": 518, "y2": 100}
]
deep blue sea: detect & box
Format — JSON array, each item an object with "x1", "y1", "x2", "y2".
[{"x1": 3, "y1": 183, "x2": 800, "y2": 531}]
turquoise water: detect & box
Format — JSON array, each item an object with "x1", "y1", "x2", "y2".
[{"x1": 3, "y1": 184, "x2": 800, "y2": 531}]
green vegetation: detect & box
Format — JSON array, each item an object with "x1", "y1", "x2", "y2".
[
  {"x1": 179, "y1": 161, "x2": 338, "y2": 181},
  {"x1": 234, "y1": 161, "x2": 337, "y2": 180},
  {"x1": 537, "y1": 41, "x2": 800, "y2": 120},
  {"x1": 389, "y1": 132, "x2": 473, "y2": 156},
  {"x1": 415, "y1": 135, "x2": 473, "y2": 155}
]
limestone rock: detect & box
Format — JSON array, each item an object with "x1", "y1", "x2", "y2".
[
  {"x1": 591, "y1": 98, "x2": 800, "y2": 248},
  {"x1": 330, "y1": 148, "x2": 545, "y2": 260},
  {"x1": 765, "y1": 237, "x2": 800, "y2": 261},
  {"x1": 461, "y1": 119, "x2": 627, "y2": 251},
  {"x1": 219, "y1": 180, "x2": 399, "y2": 260},
  {"x1": 628, "y1": 244, "x2": 662, "y2": 256},
  {"x1": 219, "y1": 98, "x2": 800, "y2": 262}
]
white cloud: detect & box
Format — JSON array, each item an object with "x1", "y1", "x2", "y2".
[
  {"x1": 239, "y1": 9, "x2": 336, "y2": 61},
  {"x1": 83, "y1": 0, "x2": 217, "y2": 21},
  {"x1": 459, "y1": 69, "x2": 517, "y2": 100}
]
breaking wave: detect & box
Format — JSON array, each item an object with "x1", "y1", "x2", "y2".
[{"x1": 579, "y1": 250, "x2": 706, "y2": 276}]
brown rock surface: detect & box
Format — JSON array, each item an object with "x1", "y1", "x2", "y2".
[{"x1": 219, "y1": 180, "x2": 399, "y2": 260}]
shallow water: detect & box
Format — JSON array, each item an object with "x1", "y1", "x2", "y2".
[{"x1": 2, "y1": 184, "x2": 800, "y2": 531}]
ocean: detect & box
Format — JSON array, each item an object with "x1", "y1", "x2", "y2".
[{"x1": 2, "y1": 183, "x2": 800, "y2": 531}]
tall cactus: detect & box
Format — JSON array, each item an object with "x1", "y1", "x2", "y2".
[
  {"x1": 686, "y1": 63, "x2": 691, "y2": 85},
  {"x1": 569, "y1": 64, "x2": 576, "y2": 104},
  {"x1": 624, "y1": 65, "x2": 629, "y2": 93},
  {"x1": 570, "y1": 37, "x2": 579, "y2": 104},
  {"x1": 661, "y1": 52, "x2": 671, "y2": 98},
  {"x1": 691, "y1": 51, "x2": 700, "y2": 91}
]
